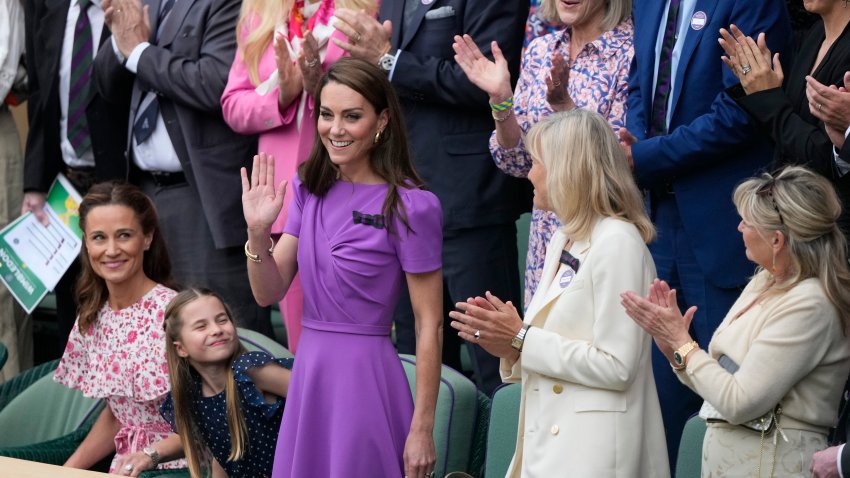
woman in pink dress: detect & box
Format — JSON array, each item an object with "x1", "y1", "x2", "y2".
[
  {"x1": 222, "y1": 0, "x2": 376, "y2": 352},
  {"x1": 53, "y1": 182, "x2": 184, "y2": 476}
]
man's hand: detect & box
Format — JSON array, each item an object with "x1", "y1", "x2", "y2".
[
  {"x1": 331, "y1": 9, "x2": 392, "y2": 65},
  {"x1": 811, "y1": 445, "x2": 841, "y2": 478},
  {"x1": 618, "y1": 128, "x2": 637, "y2": 170},
  {"x1": 807, "y1": 71, "x2": 850, "y2": 132},
  {"x1": 105, "y1": 0, "x2": 150, "y2": 58},
  {"x1": 21, "y1": 192, "x2": 49, "y2": 226}
]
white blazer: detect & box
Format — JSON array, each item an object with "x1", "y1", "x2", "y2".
[{"x1": 501, "y1": 217, "x2": 670, "y2": 477}]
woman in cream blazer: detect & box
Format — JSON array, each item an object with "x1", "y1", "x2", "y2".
[{"x1": 450, "y1": 110, "x2": 669, "y2": 477}]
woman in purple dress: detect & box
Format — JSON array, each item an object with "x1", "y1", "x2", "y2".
[{"x1": 240, "y1": 57, "x2": 443, "y2": 478}]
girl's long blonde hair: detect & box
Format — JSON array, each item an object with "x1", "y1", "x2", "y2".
[
  {"x1": 236, "y1": 0, "x2": 378, "y2": 86},
  {"x1": 163, "y1": 289, "x2": 249, "y2": 478}
]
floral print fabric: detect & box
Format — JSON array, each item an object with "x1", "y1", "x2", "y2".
[
  {"x1": 489, "y1": 20, "x2": 634, "y2": 308},
  {"x1": 54, "y1": 284, "x2": 183, "y2": 472}
]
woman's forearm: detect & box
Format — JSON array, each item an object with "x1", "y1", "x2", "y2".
[
  {"x1": 246, "y1": 230, "x2": 297, "y2": 306},
  {"x1": 65, "y1": 406, "x2": 120, "y2": 469}
]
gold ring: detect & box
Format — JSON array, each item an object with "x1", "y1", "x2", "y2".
[
  {"x1": 355, "y1": 32, "x2": 362, "y2": 43},
  {"x1": 818, "y1": 103, "x2": 823, "y2": 111}
]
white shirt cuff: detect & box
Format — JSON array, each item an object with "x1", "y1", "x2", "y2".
[
  {"x1": 387, "y1": 49, "x2": 402, "y2": 81},
  {"x1": 839, "y1": 443, "x2": 846, "y2": 478},
  {"x1": 124, "y1": 42, "x2": 150, "y2": 73},
  {"x1": 111, "y1": 36, "x2": 125, "y2": 63}
]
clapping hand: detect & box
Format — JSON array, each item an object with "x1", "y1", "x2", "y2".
[
  {"x1": 275, "y1": 34, "x2": 303, "y2": 109},
  {"x1": 449, "y1": 291, "x2": 523, "y2": 360},
  {"x1": 103, "y1": 0, "x2": 150, "y2": 58},
  {"x1": 297, "y1": 32, "x2": 322, "y2": 96},
  {"x1": 719, "y1": 24, "x2": 783, "y2": 94},
  {"x1": 546, "y1": 52, "x2": 575, "y2": 112},
  {"x1": 620, "y1": 279, "x2": 697, "y2": 359},
  {"x1": 241, "y1": 153, "x2": 287, "y2": 233},
  {"x1": 452, "y1": 35, "x2": 514, "y2": 104}
]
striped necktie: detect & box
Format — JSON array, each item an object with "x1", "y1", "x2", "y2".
[
  {"x1": 132, "y1": 0, "x2": 176, "y2": 144},
  {"x1": 649, "y1": 0, "x2": 681, "y2": 136},
  {"x1": 67, "y1": 0, "x2": 94, "y2": 157}
]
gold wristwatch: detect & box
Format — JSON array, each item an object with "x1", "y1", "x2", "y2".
[
  {"x1": 672, "y1": 341, "x2": 699, "y2": 370},
  {"x1": 511, "y1": 324, "x2": 532, "y2": 352}
]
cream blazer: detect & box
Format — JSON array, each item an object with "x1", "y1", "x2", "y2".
[{"x1": 500, "y1": 218, "x2": 670, "y2": 477}]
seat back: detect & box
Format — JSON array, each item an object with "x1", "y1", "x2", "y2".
[
  {"x1": 400, "y1": 354, "x2": 480, "y2": 477},
  {"x1": 675, "y1": 414, "x2": 706, "y2": 478},
  {"x1": 237, "y1": 327, "x2": 293, "y2": 358},
  {"x1": 484, "y1": 383, "x2": 521, "y2": 478},
  {"x1": 0, "y1": 370, "x2": 104, "y2": 447}
]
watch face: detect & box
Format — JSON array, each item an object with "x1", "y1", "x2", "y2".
[{"x1": 673, "y1": 351, "x2": 685, "y2": 366}]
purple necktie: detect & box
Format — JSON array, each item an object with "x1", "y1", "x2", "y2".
[
  {"x1": 649, "y1": 0, "x2": 682, "y2": 136},
  {"x1": 67, "y1": 0, "x2": 94, "y2": 157}
]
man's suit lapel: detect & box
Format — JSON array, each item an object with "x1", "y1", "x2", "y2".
[
  {"x1": 670, "y1": 0, "x2": 718, "y2": 116},
  {"x1": 400, "y1": 1, "x2": 438, "y2": 50},
  {"x1": 39, "y1": 0, "x2": 71, "y2": 108},
  {"x1": 525, "y1": 233, "x2": 591, "y2": 327},
  {"x1": 158, "y1": 0, "x2": 196, "y2": 48},
  {"x1": 146, "y1": 0, "x2": 162, "y2": 40},
  {"x1": 380, "y1": 0, "x2": 402, "y2": 48},
  {"x1": 635, "y1": 0, "x2": 665, "y2": 118}
]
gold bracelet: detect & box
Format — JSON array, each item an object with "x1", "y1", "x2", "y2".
[
  {"x1": 245, "y1": 237, "x2": 275, "y2": 263},
  {"x1": 492, "y1": 108, "x2": 513, "y2": 123}
]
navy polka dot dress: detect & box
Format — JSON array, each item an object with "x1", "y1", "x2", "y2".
[{"x1": 161, "y1": 352, "x2": 294, "y2": 478}]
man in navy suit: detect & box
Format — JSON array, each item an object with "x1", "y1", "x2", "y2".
[
  {"x1": 331, "y1": 1, "x2": 531, "y2": 394},
  {"x1": 622, "y1": 0, "x2": 791, "y2": 467}
]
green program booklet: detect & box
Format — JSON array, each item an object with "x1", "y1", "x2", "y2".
[{"x1": 0, "y1": 175, "x2": 83, "y2": 313}]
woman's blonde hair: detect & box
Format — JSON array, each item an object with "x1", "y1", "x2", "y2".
[
  {"x1": 236, "y1": 0, "x2": 378, "y2": 86},
  {"x1": 733, "y1": 166, "x2": 850, "y2": 329},
  {"x1": 537, "y1": 0, "x2": 632, "y2": 31},
  {"x1": 163, "y1": 289, "x2": 249, "y2": 478},
  {"x1": 525, "y1": 109, "x2": 654, "y2": 243}
]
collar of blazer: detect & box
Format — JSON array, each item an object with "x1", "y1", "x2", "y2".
[
  {"x1": 151, "y1": 0, "x2": 197, "y2": 49},
  {"x1": 525, "y1": 227, "x2": 592, "y2": 325}
]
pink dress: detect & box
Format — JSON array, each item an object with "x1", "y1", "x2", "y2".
[
  {"x1": 54, "y1": 284, "x2": 184, "y2": 473},
  {"x1": 221, "y1": 3, "x2": 348, "y2": 353}
]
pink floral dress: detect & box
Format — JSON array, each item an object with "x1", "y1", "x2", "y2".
[
  {"x1": 54, "y1": 284, "x2": 184, "y2": 473},
  {"x1": 490, "y1": 20, "x2": 634, "y2": 309}
]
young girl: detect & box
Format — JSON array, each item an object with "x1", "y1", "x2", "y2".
[{"x1": 116, "y1": 288, "x2": 293, "y2": 478}]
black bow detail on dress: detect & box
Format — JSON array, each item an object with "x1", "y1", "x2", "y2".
[
  {"x1": 559, "y1": 250, "x2": 580, "y2": 272},
  {"x1": 352, "y1": 211, "x2": 385, "y2": 229}
]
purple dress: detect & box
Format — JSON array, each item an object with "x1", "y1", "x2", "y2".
[{"x1": 272, "y1": 176, "x2": 442, "y2": 478}]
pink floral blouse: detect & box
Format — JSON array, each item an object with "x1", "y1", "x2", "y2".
[
  {"x1": 54, "y1": 284, "x2": 184, "y2": 473},
  {"x1": 490, "y1": 20, "x2": 634, "y2": 309}
]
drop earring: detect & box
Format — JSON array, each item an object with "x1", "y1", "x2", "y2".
[{"x1": 374, "y1": 130, "x2": 383, "y2": 144}]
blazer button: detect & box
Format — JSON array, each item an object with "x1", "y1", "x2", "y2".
[
  {"x1": 550, "y1": 425, "x2": 559, "y2": 435},
  {"x1": 552, "y1": 384, "x2": 563, "y2": 394}
]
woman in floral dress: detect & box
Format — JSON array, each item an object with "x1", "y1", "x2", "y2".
[
  {"x1": 54, "y1": 182, "x2": 184, "y2": 475},
  {"x1": 454, "y1": 0, "x2": 634, "y2": 309}
]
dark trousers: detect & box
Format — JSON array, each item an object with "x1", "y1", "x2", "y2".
[
  {"x1": 394, "y1": 223, "x2": 521, "y2": 395},
  {"x1": 650, "y1": 196, "x2": 743, "y2": 471},
  {"x1": 138, "y1": 177, "x2": 272, "y2": 338}
]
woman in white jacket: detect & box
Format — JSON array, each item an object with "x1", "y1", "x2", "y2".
[{"x1": 450, "y1": 109, "x2": 669, "y2": 477}]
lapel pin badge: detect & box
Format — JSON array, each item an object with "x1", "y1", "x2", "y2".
[{"x1": 690, "y1": 11, "x2": 707, "y2": 31}]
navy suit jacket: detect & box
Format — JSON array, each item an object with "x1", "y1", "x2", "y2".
[
  {"x1": 379, "y1": 0, "x2": 532, "y2": 231},
  {"x1": 627, "y1": 0, "x2": 792, "y2": 288}
]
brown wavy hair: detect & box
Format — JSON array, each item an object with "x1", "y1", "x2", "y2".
[
  {"x1": 76, "y1": 181, "x2": 173, "y2": 334},
  {"x1": 163, "y1": 288, "x2": 249, "y2": 478},
  {"x1": 298, "y1": 57, "x2": 425, "y2": 233}
]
